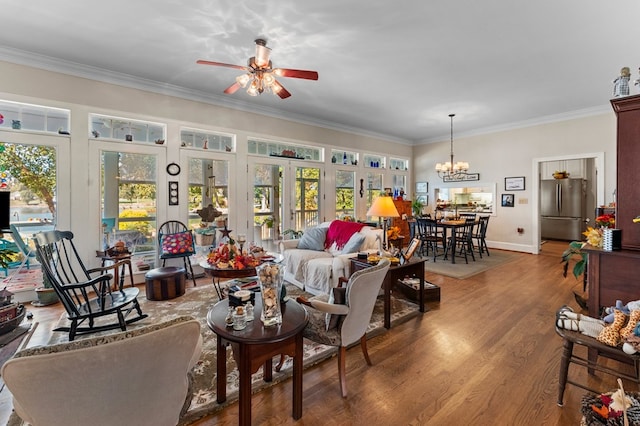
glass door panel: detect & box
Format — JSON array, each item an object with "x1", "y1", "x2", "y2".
[
  {"x1": 101, "y1": 151, "x2": 157, "y2": 271},
  {"x1": 252, "y1": 163, "x2": 283, "y2": 250},
  {"x1": 335, "y1": 170, "x2": 355, "y2": 220},
  {"x1": 251, "y1": 161, "x2": 322, "y2": 250},
  {"x1": 294, "y1": 166, "x2": 320, "y2": 230}
]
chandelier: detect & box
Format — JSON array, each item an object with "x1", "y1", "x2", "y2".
[{"x1": 435, "y1": 114, "x2": 471, "y2": 181}]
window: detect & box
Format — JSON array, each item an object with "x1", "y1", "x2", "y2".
[
  {"x1": 248, "y1": 138, "x2": 322, "y2": 161},
  {"x1": 0, "y1": 142, "x2": 57, "y2": 239},
  {"x1": 0, "y1": 100, "x2": 70, "y2": 134},
  {"x1": 181, "y1": 128, "x2": 234, "y2": 152},
  {"x1": 90, "y1": 114, "x2": 165, "y2": 143},
  {"x1": 366, "y1": 172, "x2": 384, "y2": 212}
]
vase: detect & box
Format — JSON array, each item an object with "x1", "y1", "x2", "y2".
[{"x1": 257, "y1": 262, "x2": 283, "y2": 326}]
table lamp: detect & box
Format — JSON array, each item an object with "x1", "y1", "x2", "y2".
[{"x1": 366, "y1": 196, "x2": 400, "y2": 250}]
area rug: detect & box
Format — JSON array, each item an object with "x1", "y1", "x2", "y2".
[
  {"x1": 10, "y1": 282, "x2": 419, "y2": 426},
  {"x1": 1, "y1": 269, "x2": 42, "y2": 303},
  {"x1": 424, "y1": 249, "x2": 519, "y2": 279}
]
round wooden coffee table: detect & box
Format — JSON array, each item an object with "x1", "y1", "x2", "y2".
[
  {"x1": 207, "y1": 296, "x2": 308, "y2": 425},
  {"x1": 199, "y1": 254, "x2": 282, "y2": 300}
]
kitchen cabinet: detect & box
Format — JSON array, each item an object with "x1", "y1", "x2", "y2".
[{"x1": 540, "y1": 159, "x2": 586, "y2": 180}]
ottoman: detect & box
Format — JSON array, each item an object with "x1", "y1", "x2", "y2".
[{"x1": 144, "y1": 266, "x2": 186, "y2": 301}]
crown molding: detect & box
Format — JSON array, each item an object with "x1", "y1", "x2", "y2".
[
  {"x1": 0, "y1": 46, "x2": 412, "y2": 146},
  {"x1": 417, "y1": 104, "x2": 611, "y2": 145}
]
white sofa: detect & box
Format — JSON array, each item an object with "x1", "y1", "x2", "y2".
[{"x1": 279, "y1": 221, "x2": 382, "y2": 295}]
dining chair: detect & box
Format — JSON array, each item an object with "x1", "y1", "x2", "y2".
[
  {"x1": 416, "y1": 218, "x2": 443, "y2": 261},
  {"x1": 444, "y1": 218, "x2": 476, "y2": 264},
  {"x1": 472, "y1": 215, "x2": 490, "y2": 258}
]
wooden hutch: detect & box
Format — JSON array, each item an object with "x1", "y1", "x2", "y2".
[
  {"x1": 586, "y1": 94, "x2": 640, "y2": 317},
  {"x1": 391, "y1": 199, "x2": 412, "y2": 247}
]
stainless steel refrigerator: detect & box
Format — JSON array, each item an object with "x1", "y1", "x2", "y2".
[{"x1": 541, "y1": 178, "x2": 585, "y2": 241}]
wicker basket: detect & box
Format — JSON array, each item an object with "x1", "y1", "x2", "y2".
[{"x1": 195, "y1": 233, "x2": 214, "y2": 246}]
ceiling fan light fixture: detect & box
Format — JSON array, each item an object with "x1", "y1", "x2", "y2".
[
  {"x1": 262, "y1": 72, "x2": 275, "y2": 86},
  {"x1": 197, "y1": 38, "x2": 318, "y2": 99},
  {"x1": 254, "y1": 39, "x2": 271, "y2": 68},
  {"x1": 236, "y1": 73, "x2": 251, "y2": 88}
]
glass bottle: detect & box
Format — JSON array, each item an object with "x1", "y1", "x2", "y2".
[
  {"x1": 225, "y1": 306, "x2": 234, "y2": 327},
  {"x1": 245, "y1": 302, "x2": 254, "y2": 321},
  {"x1": 233, "y1": 306, "x2": 247, "y2": 330}
]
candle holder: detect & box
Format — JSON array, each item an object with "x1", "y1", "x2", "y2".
[{"x1": 237, "y1": 233, "x2": 247, "y2": 254}]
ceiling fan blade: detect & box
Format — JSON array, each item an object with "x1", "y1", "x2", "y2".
[
  {"x1": 223, "y1": 82, "x2": 242, "y2": 95},
  {"x1": 196, "y1": 60, "x2": 248, "y2": 71},
  {"x1": 274, "y1": 68, "x2": 319, "y2": 80},
  {"x1": 272, "y1": 80, "x2": 291, "y2": 99}
]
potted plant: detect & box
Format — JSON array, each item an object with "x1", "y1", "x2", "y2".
[
  {"x1": 411, "y1": 198, "x2": 424, "y2": 217},
  {"x1": 561, "y1": 240, "x2": 588, "y2": 310},
  {"x1": 0, "y1": 247, "x2": 16, "y2": 272}
]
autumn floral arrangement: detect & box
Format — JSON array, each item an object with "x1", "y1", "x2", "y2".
[
  {"x1": 581, "y1": 214, "x2": 616, "y2": 249},
  {"x1": 595, "y1": 214, "x2": 615, "y2": 228},
  {"x1": 386, "y1": 226, "x2": 401, "y2": 240},
  {"x1": 207, "y1": 237, "x2": 261, "y2": 270}
]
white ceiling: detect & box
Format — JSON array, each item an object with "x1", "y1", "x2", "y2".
[{"x1": 0, "y1": 0, "x2": 638, "y2": 144}]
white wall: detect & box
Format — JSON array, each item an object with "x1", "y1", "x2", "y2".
[
  {"x1": 413, "y1": 114, "x2": 617, "y2": 253},
  {"x1": 0, "y1": 60, "x2": 412, "y2": 266}
]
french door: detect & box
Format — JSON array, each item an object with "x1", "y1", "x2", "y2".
[{"x1": 249, "y1": 158, "x2": 322, "y2": 250}]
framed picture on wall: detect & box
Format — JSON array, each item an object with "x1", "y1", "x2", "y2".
[
  {"x1": 505, "y1": 176, "x2": 525, "y2": 191},
  {"x1": 416, "y1": 182, "x2": 428, "y2": 193},
  {"x1": 501, "y1": 193, "x2": 515, "y2": 207}
]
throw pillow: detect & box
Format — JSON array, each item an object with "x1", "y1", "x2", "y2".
[
  {"x1": 160, "y1": 231, "x2": 195, "y2": 256},
  {"x1": 325, "y1": 287, "x2": 347, "y2": 331},
  {"x1": 341, "y1": 233, "x2": 365, "y2": 254},
  {"x1": 297, "y1": 226, "x2": 327, "y2": 251}
]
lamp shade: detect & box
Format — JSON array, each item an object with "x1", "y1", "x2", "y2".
[{"x1": 366, "y1": 196, "x2": 400, "y2": 218}]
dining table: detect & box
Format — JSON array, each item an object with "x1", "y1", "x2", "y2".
[{"x1": 436, "y1": 219, "x2": 474, "y2": 264}]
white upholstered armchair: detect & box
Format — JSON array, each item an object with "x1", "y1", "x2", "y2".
[
  {"x1": 296, "y1": 258, "x2": 390, "y2": 397},
  {"x1": 1, "y1": 316, "x2": 202, "y2": 426}
]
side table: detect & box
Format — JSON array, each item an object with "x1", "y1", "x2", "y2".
[
  {"x1": 96, "y1": 250, "x2": 134, "y2": 290},
  {"x1": 350, "y1": 257, "x2": 426, "y2": 329},
  {"x1": 207, "y1": 296, "x2": 308, "y2": 425}
]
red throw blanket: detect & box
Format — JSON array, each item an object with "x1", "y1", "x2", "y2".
[{"x1": 325, "y1": 220, "x2": 366, "y2": 250}]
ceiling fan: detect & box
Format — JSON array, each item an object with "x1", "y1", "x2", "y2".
[{"x1": 197, "y1": 39, "x2": 319, "y2": 99}]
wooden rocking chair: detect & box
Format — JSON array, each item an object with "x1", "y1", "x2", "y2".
[{"x1": 34, "y1": 230, "x2": 147, "y2": 341}]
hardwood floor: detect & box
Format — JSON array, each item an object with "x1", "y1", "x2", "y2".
[{"x1": 0, "y1": 242, "x2": 624, "y2": 425}]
